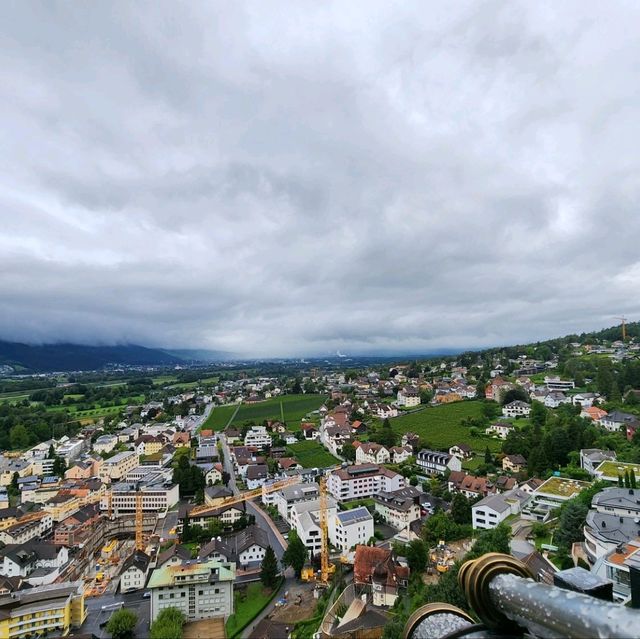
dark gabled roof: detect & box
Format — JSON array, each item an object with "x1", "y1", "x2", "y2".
[
  {"x1": 246, "y1": 464, "x2": 268, "y2": 480},
  {"x1": 156, "y1": 544, "x2": 191, "y2": 568},
  {"x1": 1, "y1": 542, "x2": 61, "y2": 566},
  {"x1": 121, "y1": 550, "x2": 150, "y2": 575},
  {"x1": 199, "y1": 524, "x2": 269, "y2": 562}
]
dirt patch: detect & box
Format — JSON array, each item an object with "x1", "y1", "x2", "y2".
[
  {"x1": 270, "y1": 581, "x2": 316, "y2": 624},
  {"x1": 184, "y1": 618, "x2": 226, "y2": 639}
]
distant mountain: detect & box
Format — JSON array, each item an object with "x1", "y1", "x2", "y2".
[
  {"x1": 0, "y1": 341, "x2": 183, "y2": 373},
  {"x1": 162, "y1": 348, "x2": 238, "y2": 362}
]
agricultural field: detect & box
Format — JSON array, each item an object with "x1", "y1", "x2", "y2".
[
  {"x1": 203, "y1": 394, "x2": 326, "y2": 431},
  {"x1": 287, "y1": 440, "x2": 339, "y2": 469},
  {"x1": 384, "y1": 401, "x2": 503, "y2": 453}
]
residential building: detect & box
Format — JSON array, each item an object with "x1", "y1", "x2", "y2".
[
  {"x1": 522, "y1": 477, "x2": 590, "y2": 523},
  {"x1": 290, "y1": 498, "x2": 338, "y2": 555},
  {"x1": 502, "y1": 401, "x2": 531, "y2": 418},
  {"x1": 373, "y1": 487, "x2": 421, "y2": 531},
  {"x1": 246, "y1": 464, "x2": 269, "y2": 490},
  {"x1": 591, "y1": 540, "x2": 640, "y2": 602},
  {"x1": 472, "y1": 489, "x2": 530, "y2": 530},
  {"x1": 448, "y1": 472, "x2": 493, "y2": 499},
  {"x1": 485, "y1": 422, "x2": 514, "y2": 440},
  {"x1": 375, "y1": 404, "x2": 398, "y2": 419},
  {"x1": 390, "y1": 445, "x2": 412, "y2": 464},
  {"x1": 544, "y1": 392, "x2": 571, "y2": 408},
  {"x1": 416, "y1": 450, "x2": 461, "y2": 475},
  {"x1": 329, "y1": 507, "x2": 374, "y2": 552},
  {"x1": 502, "y1": 454, "x2": 527, "y2": 473},
  {"x1": 0, "y1": 542, "x2": 69, "y2": 581},
  {"x1": 184, "y1": 502, "x2": 246, "y2": 531},
  {"x1": 198, "y1": 525, "x2": 270, "y2": 568},
  {"x1": 543, "y1": 376, "x2": 575, "y2": 391},
  {"x1": 120, "y1": 550, "x2": 150, "y2": 592},
  {"x1": 301, "y1": 424, "x2": 319, "y2": 440},
  {"x1": 355, "y1": 443, "x2": 390, "y2": 465},
  {"x1": 148, "y1": 559, "x2": 235, "y2": 622},
  {"x1": 396, "y1": 387, "x2": 420, "y2": 408},
  {"x1": 101, "y1": 477, "x2": 179, "y2": 514},
  {"x1": 99, "y1": 451, "x2": 139, "y2": 483},
  {"x1": 327, "y1": 465, "x2": 405, "y2": 502},
  {"x1": 448, "y1": 444, "x2": 473, "y2": 460},
  {"x1": 580, "y1": 449, "x2": 617, "y2": 476},
  {"x1": 581, "y1": 406, "x2": 608, "y2": 422},
  {"x1": 243, "y1": 426, "x2": 272, "y2": 449},
  {"x1": 156, "y1": 544, "x2": 192, "y2": 570},
  {"x1": 93, "y1": 434, "x2": 118, "y2": 455},
  {"x1": 572, "y1": 393, "x2": 599, "y2": 408},
  {"x1": 0, "y1": 581, "x2": 86, "y2": 638},
  {"x1": 599, "y1": 410, "x2": 640, "y2": 435},
  {"x1": 272, "y1": 484, "x2": 319, "y2": 523},
  {"x1": 353, "y1": 545, "x2": 409, "y2": 607},
  {"x1": 134, "y1": 435, "x2": 164, "y2": 457},
  {"x1": 0, "y1": 514, "x2": 53, "y2": 545}
]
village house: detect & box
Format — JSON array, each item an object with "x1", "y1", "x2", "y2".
[
  {"x1": 396, "y1": 386, "x2": 420, "y2": 408},
  {"x1": 448, "y1": 471, "x2": 494, "y2": 499},
  {"x1": 581, "y1": 406, "x2": 608, "y2": 422},
  {"x1": 416, "y1": 450, "x2": 462, "y2": 475},
  {"x1": 502, "y1": 454, "x2": 527, "y2": 473},
  {"x1": 353, "y1": 545, "x2": 409, "y2": 607},
  {"x1": 485, "y1": 422, "x2": 514, "y2": 440},
  {"x1": 373, "y1": 486, "x2": 422, "y2": 531},
  {"x1": 354, "y1": 442, "x2": 390, "y2": 465},
  {"x1": 449, "y1": 443, "x2": 473, "y2": 460},
  {"x1": 502, "y1": 401, "x2": 531, "y2": 418},
  {"x1": 544, "y1": 392, "x2": 571, "y2": 408},
  {"x1": 390, "y1": 445, "x2": 412, "y2": 464}
]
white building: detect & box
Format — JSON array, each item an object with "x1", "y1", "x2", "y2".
[
  {"x1": 272, "y1": 483, "x2": 319, "y2": 523},
  {"x1": 290, "y1": 498, "x2": 338, "y2": 555},
  {"x1": 396, "y1": 387, "x2": 420, "y2": 408},
  {"x1": 544, "y1": 392, "x2": 571, "y2": 408},
  {"x1": 148, "y1": 559, "x2": 235, "y2": 622},
  {"x1": 416, "y1": 450, "x2": 461, "y2": 475},
  {"x1": 373, "y1": 487, "x2": 421, "y2": 531},
  {"x1": 502, "y1": 401, "x2": 531, "y2": 418},
  {"x1": 120, "y1": 550, "x2": 150, "y2": 592},
  {"x1": 93, "y1": 434, "x2": 118, "y2": 455},
  {"x1": 355, "y1": 443, "x2": 390, "y2": 465},
  {"x1": 327, "y1": 465, "x2": 405, "y2": 502},
  {"x1": 101, "y1": 477, "x2": 180, "y2": 514},
  {"x1": 485, "y1": 422, "x2": 514, "y2": 440},
  {"x1": 544, "y1": 376, "x2": 575, "y2": 391},
  {"x1": 99, "y1": 451, "x2": 139, "y2": 483},
  {"x1": 579, "y1": 449, "x2": 616, "y2": 476},
  {"x1": 472, "y1": 489, "x2": 529, "y2": 530},
  {"x1": 329, "y1": 507, "x2": 374, "y2": 552},
  {"x1": 243, "y1": 426, "x2": 272, "y2": 449}
]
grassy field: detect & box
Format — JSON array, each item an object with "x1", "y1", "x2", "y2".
[
  {"x1": 384, "y1": 401, "x2": 503, "y2": 453},
  {"x1": 225, "y1": 581, "x2": 281, "y2": 639},
  {"x1": 202, "y1": 394, "x2": 326, "y2": 431},
  {"x1": 287, "y1": 440, "x2": 339, "y2": 468}
]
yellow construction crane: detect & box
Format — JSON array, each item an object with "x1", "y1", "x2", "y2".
[
  {"x1": 187, "y1": 476, "x2": 302, "y2": 518},
  {"x1": 135, "y1": 490, "x2": 144, "y2": 551},
  {"x1": 616, "y1": 315, "x2": 628, "y2": 341}
]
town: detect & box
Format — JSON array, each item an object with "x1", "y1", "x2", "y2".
[{"x1": 0, "y1": 322, "x2": 638, "y2": 638}]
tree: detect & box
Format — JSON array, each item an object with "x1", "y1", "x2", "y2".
[
  {"x1": 9, "y1": 424, "x2": 29, "y2": 450},
  {"x1": 501, "y1": 388, "x2": 530, "y2": 406},
  {"x1": 484, "y1": 446, "x2": 492, "y2": 464},
  {"x1": 341, "y1": 442, "x2": 356, "y2": 462},
  {"x1": 631, "y1": 468, "x2": 637, "y2": 490},
  {"x1": 52, "y1": 455, "x2": 66, "y2": 477},
  {"x1": 451, "y1": 493, "x2": 472, "y2": 525},
  {"x1": 618, "y1": 474, "x2": 624, "y2": 487},
  {"x1": 281, "y1": 529, "x2": 307, "y2": 578},
  {"x1": 405, "y1": 539, "x2": 428, "y2": 573},
  {"x1": 150, "y1": 607, "x2": 184, "y2": 639},
  {"x1": 625, "y1": 470, "x2": 631, "y2": 488},
  {"x1": 377, "y1": 418, "x2": 397, "y2": 448},
  {"x1": 106, "y1": 608, "x2": 137, "y2": 639},
  {"x1": 48, "y1": 444, "x2": 55, "y2": 459},
  {"x1": 555, "y1": 500, "x2": 589, "y2": 549},
  {"x1": 260, "y1": 546, "x2": 280, "y2": 588}
]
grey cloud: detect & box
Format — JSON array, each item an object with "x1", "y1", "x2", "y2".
[{"x1": 1, "y1": 1, "x2": 640, "y2": 356}]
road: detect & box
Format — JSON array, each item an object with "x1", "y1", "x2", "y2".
[
  {"x1": 242, "y1": 575, "x2": 294, "y2": 639},
  {"x1": 82, "y1": 591, "x2": 150, "y2": 639},
  {"x1": 219, "y1": 433, "x2": 288, "y2": 559},
  {"x1": 155, "y1": 509, "x2": 179, "y2": 542}
]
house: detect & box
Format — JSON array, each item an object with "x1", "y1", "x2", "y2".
[
  {"x1": 591, "y1": 540, "x2": 640, "y2": 602},
  {"x1": 572, "y1": 393, "x2": 598, "y2": 408},
  {"x1": 93, "y1": 434, "x2": 118, "y2": 455},
  {"x1": 301, "y1": 424, "x2": 319, "y2": 440},
  {"x1": 580, "y1": 449, "x2": 617, "y2": 476},
  {"x1": 449, "y1": 444, "x2": 473, "y2": 460},
  {"x1": 448, "y1": 471, "x2": 493, "y2": 499},
  {"x1": 390, "y1": 446, "x2": 412, "y2": 464},
  {"x1": 494, "y1": 475, "x2": 518, "y2": 493},
  {"x1": 502, "y1": 454, "x2": 527, "y2": 473},
  {"x1": 375, "y1": 404, "x2": 398, "y2": 419},
  {"x1": 396, "y1": 387, "x2": 420, "y2": 408},
  {"x1": 120, "y1": 550, "x2": 150, "y2": 592},
  {"x1": 544, "y1": 392, "x2": 571, "y2": 408},
  {"x1": 156, "y1": 544, "x2": 191, "y2": 569},
  {"x1": 272, "y1": 483, "x2": 319, "y2": 522},
  {"x1": 581, "y1": 406, "x2": 608, "y2": 422},
  {"x1": 134, "y1": 435, "x2": 163, "y2": 457},
  {"x1": 0, "y1": 542, "x2": 69, "y2": 581},
  {"x1": 416, "y1": 450, "x2": 462, "y2": 475},
  {"x1": 327, "y1": 465, "x2": 405, "y2": 502},
  {"x1": 148, "y1": 559, "x2": 235, "y2": 622},
  {"x1": 323, "y1": 425, "x2": 352, "y2": 455},
  {"x1": 246, "y1": 464, "x2": 269, "y2": 489},
  {"x1": 373, "y1": 486, "x2": 422, "y2": 531},
  {"x1": 278, "y1": 458, "x2": 301, "y2": 472},
  {"x1": 544, "y1": 376, "x2": 575, "y2": 391},
  {"x1": 521, "y1": 477, "x2": 590, "y2": 523},
  {"x1": 329, "y1": 507, "x2": 374, "y2": 552},
  {"x1": 199, "y1": 525, "x2": 269, "y2": 568},
  {"x1": 225, "y1": 428, "x2": 241, "y2": 444},
  {"x1": 519, "y1": 478, "x2": 544, "y2": 494},
  {"x1": 486, "y1": 378, "x2": 515, "y2": 403},
  {"x1": 282, "y1": 432, "x2": 298, "y2": 445},
  {"x1": 485, "y1": 422, "x2": 514, "y2": 440},
  {"x1": 599, "y1": 410, "x2": 640, "y2": 435},
  {"x1": 355, "y1": 443, "x2": 390, "y2": 465},
  {"x1": 353, "y1": 545, "x2": 409, "y2": 607},
  {"x1": 401, "y1": 432, "x2": 420, "y2": 451},
  {"x1": 502, "y1": 401, "x2": 531, "y2": 418},
  {"x1": 472, "y1": 489, "x2": 530, "y2": 530}
]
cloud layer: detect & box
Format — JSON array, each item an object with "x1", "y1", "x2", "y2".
[{"x1": 1, "y1": 1, "x2": 640, "y2": 356}]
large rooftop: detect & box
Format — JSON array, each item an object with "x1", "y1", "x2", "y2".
[
  {"x1": 147, "y1": 559, "x2": 234, "y2": 588},
  {"x1": 536, "y1": 477, "x2": 590, "y2": 499},
  {"x1": 595, "y1": 460, "x2": 640, "y2": 479}
]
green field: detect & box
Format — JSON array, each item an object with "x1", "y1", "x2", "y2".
[
  {"x1": 202, "y1": 394, "x2": 326, "y2": 431},
  {"x1": 225, "y1": 581, "x2": 282, "y2": 639},
  {"x1": 384, "y1": 401, "x2": 503, "y2": 452},
  {"x1": 287, "y1": 440, "x2": 339, "y2": 468}
]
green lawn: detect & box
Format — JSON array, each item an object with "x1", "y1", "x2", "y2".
[
  {"x1": 287, "y1": 440, "x2": 340, "y2": 468},
  {"x1": 382, "y1": 401, "x2": 503, "y2": 452},
  {"x1": 225, "y1": 582, "x2": 281, "y2": 639},
  {"x1": 462, "y1": 455, "x2": 486, "y2": 472},
  {"x1": 203, "y1": 394, "x2": 326, "y2": 431}
]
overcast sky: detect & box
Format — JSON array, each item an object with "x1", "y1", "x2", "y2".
[{"x1": 1, "y1": 1, "x2": 639, "y2": 356}]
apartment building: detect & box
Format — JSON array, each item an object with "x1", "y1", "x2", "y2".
[
  {"x1": 329, "y1": 507, "x2": 374, "y2": 552},
  {"x1": 396, "y1": 387, "x2": 420, "y2": 407},
  {"x1": 472, "y1": 489, "x2": 530, "y2": 530},
  {"x1": 373, "y1": 487, "x2": 422, "y2": 531},
  {"x1": 272, "y1": 483, "x2": 319, "y2": 523},
  {"x1": 0, "y1": 581, "x2": 86, "y2": 639},
  {"x1": 290, "y1": 498, "x2": 338, "y2": 555},
  {"x1": 327, "y1": 464, "x2": 405, "y2": 502},
  {"x1": 354, "y1": 443, "x2": 390, "y2": 465},
  {"x1": 101, "y1": 477, "x2": 179, "y2": 514},
  {"x1": 120, "y1": 550, "x2": 151, "y2": 592},
  {"x1": 416, "y1": 450, "x2": 461, "y2": 475},
  {"x1": 148, "y1": 559, "x2": 235, "y2": 622},
  {"x1": 0, "y1": 514, "x2": 53, "y2": 545},
  {"x1": 99, "y1": 451, "x2": 139, "y2": 483},
  {"x1": 243, "y1": 426, "x2": 272, "y2": 449}
]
